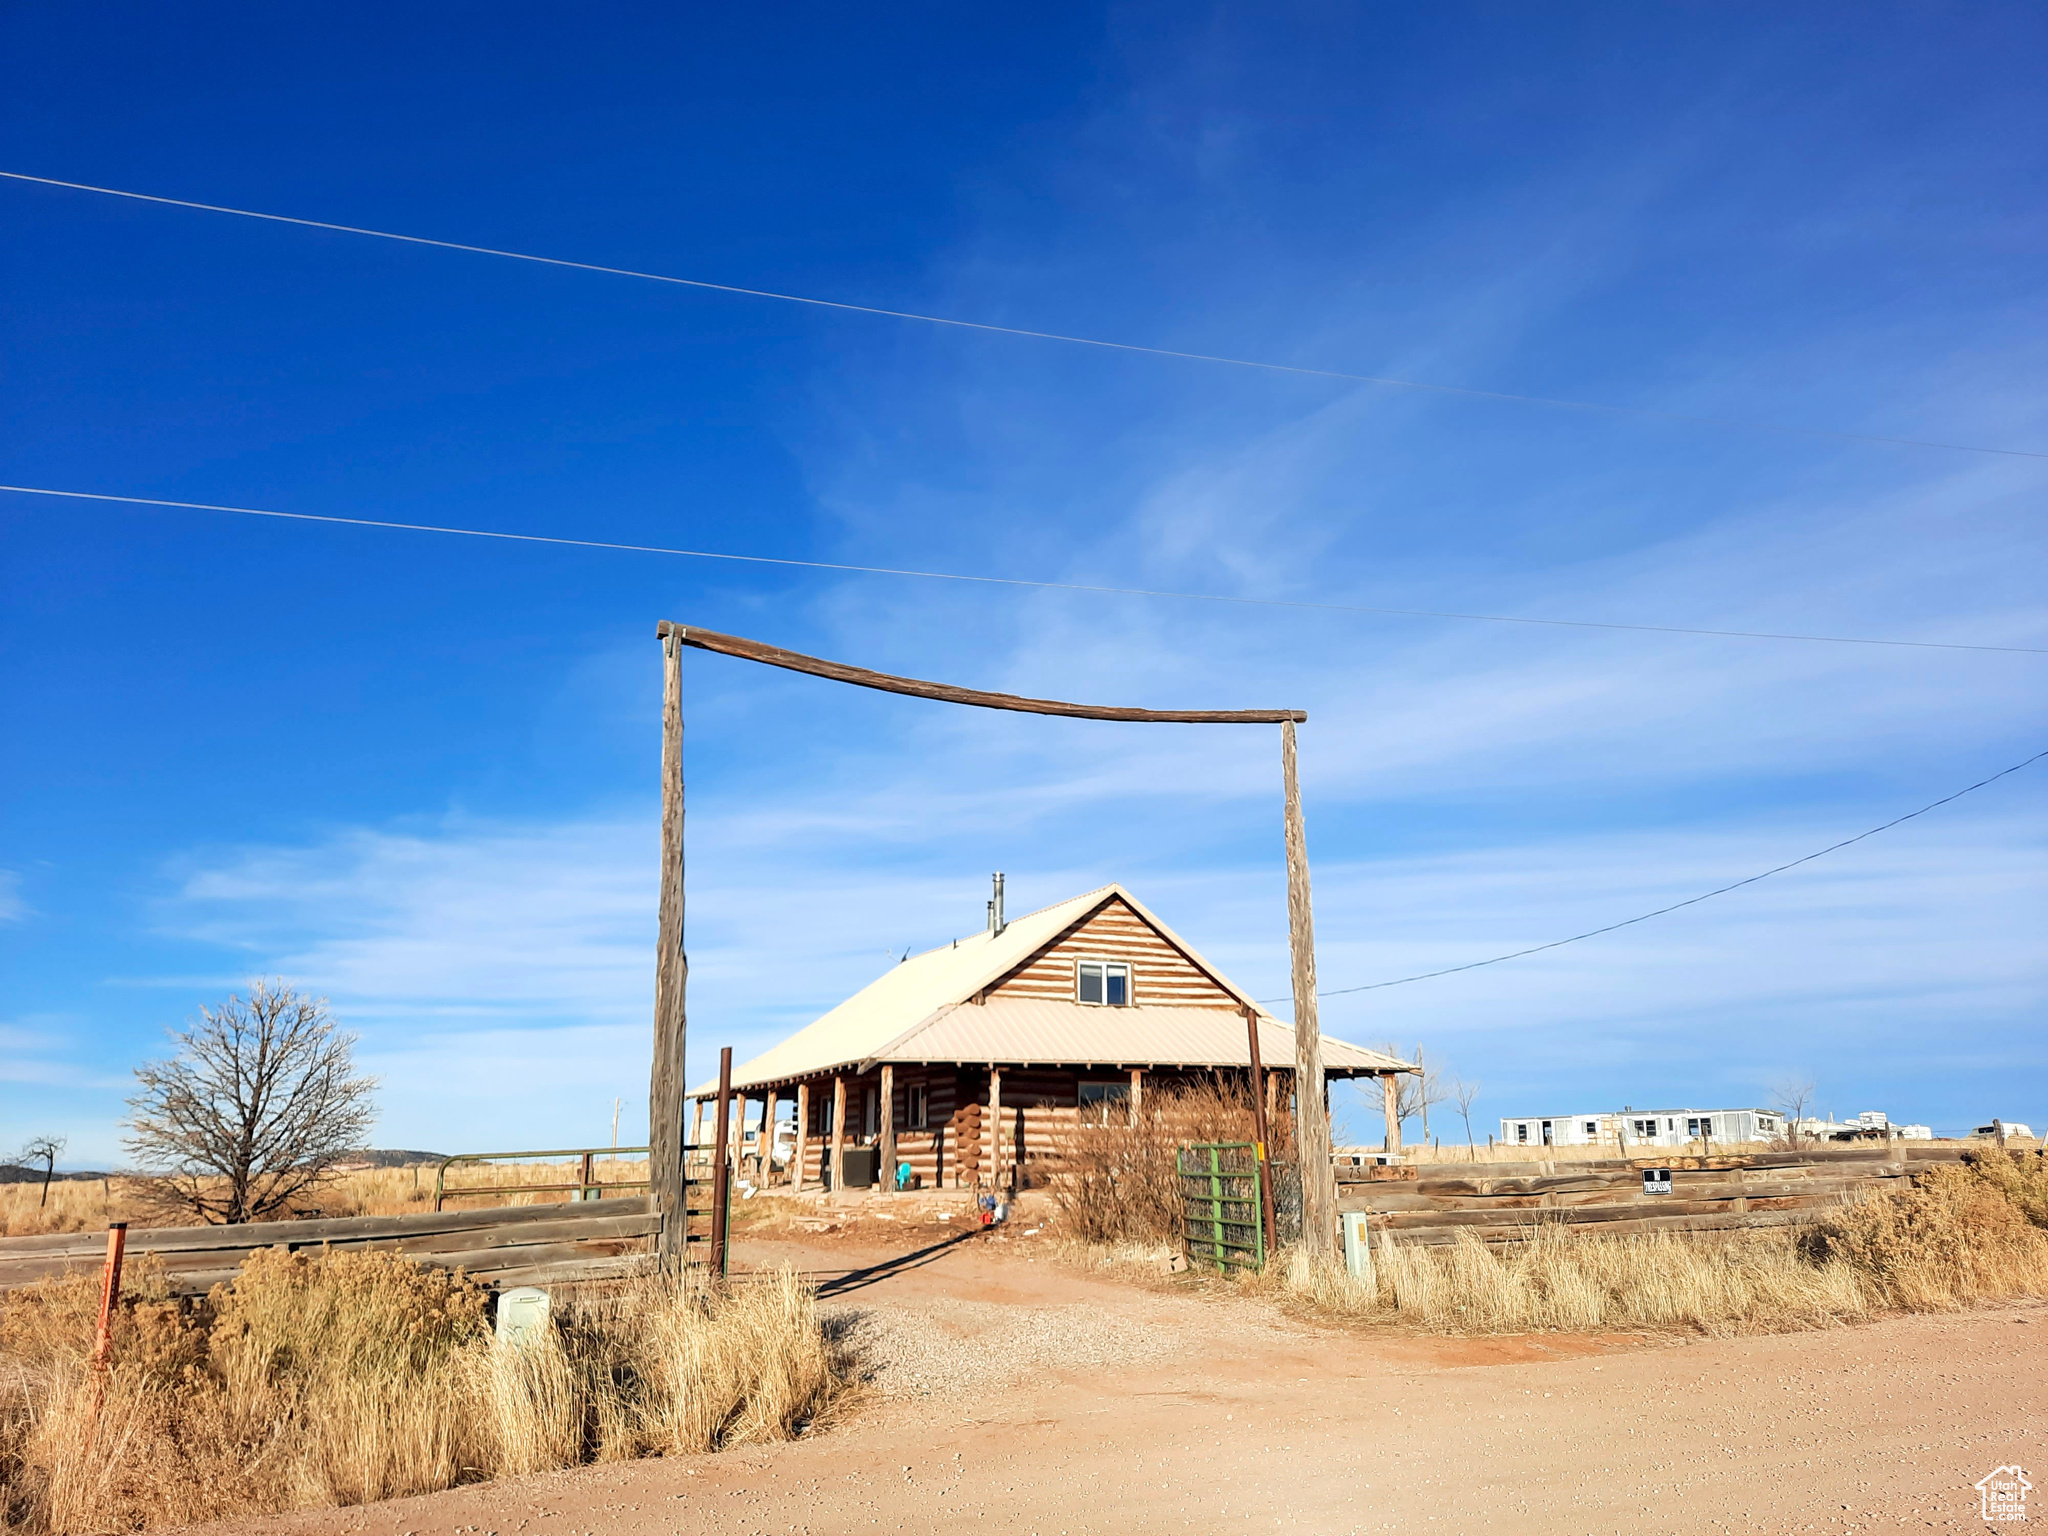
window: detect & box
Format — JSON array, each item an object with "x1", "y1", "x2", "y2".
[
  {"x1": 1632, "y1": 1119, "x2": 1657, "y2": 1138},
  {"x1": 907, "y1": 1084, "x2": 929, "y2": 1130},
  {"x1": 1077, "y1": 960, "x2": 1131, "y2": 1006},
  {"x1": 1078, "y1": 1080, "x2": 1129, "y2": 1126},
  {"x1": 1584, "y1": 1121, "x2": 1598, "y2": 1136},
  {"x1": 1687, "y1": 1116, "x2": 1713, "y2": 1139},
  {"x1": 1541, "y1": 1120, "x2": 1554, "y2": 1147},
  {"x1": 863, "y1": 1086, "x2": 880, "y2": 1140},
  {"x1": 1515, "y1": 1123, "x2": 1529, "y2": 1144}
]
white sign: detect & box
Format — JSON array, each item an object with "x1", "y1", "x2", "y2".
[{"x1": 1642, "y1": 1169, "x2": 1673, "y2": 1196}]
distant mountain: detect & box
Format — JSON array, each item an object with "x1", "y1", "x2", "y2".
[
  {"x1": 0, "y1": 1163, "x2": 111, "y2": 1184},
  {"x1": 0, "y1": 1150, "x2": 446, "y2": 1183},
  {"x1": 333, "y1": 1149, "x2": 448, "y2": 1168}
]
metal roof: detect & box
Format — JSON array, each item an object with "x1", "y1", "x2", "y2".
[
  {"x1": 865, "y1": 996, "x2": 1412, "y2": 1076},
  {"x1": 689, "y1": 883, "x2": 1415, "y2": 1096}
]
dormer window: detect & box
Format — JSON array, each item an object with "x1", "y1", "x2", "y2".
[{"x1": 1077, "y1": 960, "x2": 1130, "y2": 1006}]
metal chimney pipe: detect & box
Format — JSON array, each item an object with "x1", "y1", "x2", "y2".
[{"x1": 991, "y1": 872, "x2": 1006, "y2": 936}]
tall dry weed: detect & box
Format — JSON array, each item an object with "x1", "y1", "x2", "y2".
[
  {"x1": 1800, "y1": 1160, "x2": 2048, "y2": 1310},
  {"x1": 1261, "y1": 1152, "x2": 2048, "y2": 1335},
  {"x1": 0, "y1": 1250, "x2": 844, "y2": 1535},
  {"x1": 1050, "y1": 1081, "x2": 1286, "y2": 1245}
]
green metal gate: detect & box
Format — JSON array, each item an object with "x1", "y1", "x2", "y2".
[{"x1": 1176, "y1": 1141, "x2": 1267, "y2": 1273}]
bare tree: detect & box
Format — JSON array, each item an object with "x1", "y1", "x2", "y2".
[
  {"x1": 1769, "y1": 1076, "x2": 1818, "y2": 1149},
  {"x1": 124, "y1": 980, "x2": 378, "y2": 1224},
  {"x1": 1377, "y1": 1043, "x2": 1447, "y2": 1146},
  {"x1": 1448, "y1": 1078, "x2": 1481, "y2": 1160},
  {"x1": 18, "y1": 1135, "x2": 65, "y2": 1209}
]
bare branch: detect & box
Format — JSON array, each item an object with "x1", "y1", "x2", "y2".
[
  {"x1": 1768, "y1": 1075, "x2": 1819, "y2": 1149},
  {"x1": 123, "y1": 979, "x2": 378, "y2": 1223}
]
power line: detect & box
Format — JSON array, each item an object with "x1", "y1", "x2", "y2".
[
  {"x1": 6, "y1": 481, "x2": 2044, "y2": 656},
  {"x1": 1278, "y1": 745, "x2": 2048, "y2": 1001},
  {"x1": 5, "y1": 168, "x2": 2045, "y2": 463}
]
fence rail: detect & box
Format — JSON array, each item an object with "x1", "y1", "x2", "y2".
[
  {"x1": 0, "y1": 1151, "x2": 728, "y2": 1296},
  {"x1": 1332, "y1": 1144, "x2": 1981, "y2": 1245},
  {"x1": 434, "y1": 1145, "x2": 652, "y2": 1210}
]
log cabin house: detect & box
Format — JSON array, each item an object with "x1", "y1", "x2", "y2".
[{"x1": 688, "y1": 881, "x2": 1413, "y2": 1193}]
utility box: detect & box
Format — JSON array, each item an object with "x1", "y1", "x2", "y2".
[
  {"x1": 840, "y1": 1147, "x2": 878, "y2": 1189},
  {"x1": 1340, "y1": 1211, "x2": 1376, "y2": 1282},
  {"x1": 494, "y1": 1286, "x2": 551, "y2": 1348}
]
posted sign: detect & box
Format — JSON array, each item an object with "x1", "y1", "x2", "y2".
[{"x1": 1643, "y1": 1168, "x2": 1674, "y2": 1195}]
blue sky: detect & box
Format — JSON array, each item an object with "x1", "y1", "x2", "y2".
[{"x1": 3, "y1": 4, "x2": 2043, "y2": 1165}]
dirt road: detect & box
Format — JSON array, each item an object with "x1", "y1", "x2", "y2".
[{"x1": 211, "y1": 1228, "x2": 2044, "y2": 1535}]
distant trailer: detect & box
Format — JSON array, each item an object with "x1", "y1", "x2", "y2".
[{"x1": 1500, "y1": 1108, "x2": 1786, "y2": 1149}]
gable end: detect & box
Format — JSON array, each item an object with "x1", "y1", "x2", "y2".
[{"x1": 986, "y1": 895, "x2": 1239, "y2": 1009}]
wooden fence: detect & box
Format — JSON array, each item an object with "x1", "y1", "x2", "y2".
[
  {"x1": 0, "y1": 1197, "x2": 663, "y2": 1297},
  {"x1": 1334, "y1": 1143, "x2": 1972, "y2": 1246}
]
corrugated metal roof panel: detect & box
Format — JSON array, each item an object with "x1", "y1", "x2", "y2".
[{"x1": 872, "y1": 997, "x2": 1411, "y2": 1075}]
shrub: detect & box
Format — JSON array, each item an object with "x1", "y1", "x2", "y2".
[
  {"x1": 1800, "y1": 1161, "x2": 2048, "y2": 1310},
  {"x1": 1959, "y1": 1148, "x2": 2048, "y2": 1229},
  {"x1": 1048, "y1": 1080, "x2": 1287, "y2": 1245}
]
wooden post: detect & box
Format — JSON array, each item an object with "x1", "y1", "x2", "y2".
[
  {"x1": 763, "y1": 1087, "x2": 780, "y2": 1185},
  {"x1": 709, "y1": 1047, "x2": 733, "y2": 1278},
  {"x1": 988, "y1": 1067, "x2": 1005, "y2": 1194},
  {"x1": 1281, "y1": 720, "x2": 1337, "y2": 1260},
  {"x1": 1382, "y1": 1073, "x2": 1402, "y2": 1153},
  {"x1": 879, "y1": 1063, "x2": 897, "y2": 1193},
  {"x1": 830, "y1": 1075, "x2": 847, "y2": 1194},
  {"x1": 1245, "y1": 1009, "x2": 1279, "y2": 1256},
  {"x1": 1129, "y1": 1067, "x2": 1143, "y2": 1126},
  {"x1": 90, "y1": 1222, "x2": 128, "y2": 1371},
  {"x1": 649, "y1": 626, "x2": 690, "y2": 1268},
  {"x1": 1416, "y1": 1046, "x2": 1428, "y2": 1142},
  {"x1": 793, "y1": 1081, "x2": 811, "y2": 1193}
]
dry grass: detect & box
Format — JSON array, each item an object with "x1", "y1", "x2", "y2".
[
  {"x1": 1249, "y1": 1150, "x2": 2048, "y2": 1336},
  {"x1": 0, "y1": 1249, "x2": 843, "y2": 1534},
  {"x1": 2, "y1": 1159, "x2": 654, "y2": 1237}
]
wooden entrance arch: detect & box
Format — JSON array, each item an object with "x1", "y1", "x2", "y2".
[{"x1": 647, "y1": 621, "x2": 1338, "y2": 1264}]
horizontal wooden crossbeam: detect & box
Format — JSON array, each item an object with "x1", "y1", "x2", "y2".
[{"x1": 659, "y1": 621, "x2": 1306, "y2": 724}]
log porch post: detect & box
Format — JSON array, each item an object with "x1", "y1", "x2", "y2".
[
  {"x1": 763, "y1": 1087, "x2": 780, "y2": 1184},
  {"x1": 879, "y1": 1063, "x2": 897, "y2": 1193},
  {"x1": 1383, "y1": 1072, "x2": 1403, "y2": 1153},
  {"x1": 1128, "y1": 1067, "x2": 1143, "y2": 1126},
  {"x1": 793, "y1": 1081, "x2": 810, "y2": 1194},
  {"x1": 829, "y1": 1075, "x2": 847, "y2": 1194},
  {"x1": 988, "y1": 1067, "x2": 1004, "y2": 1193}
]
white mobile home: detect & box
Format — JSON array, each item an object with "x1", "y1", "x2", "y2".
[
  {"x1": 1501, "y1": 1107, "x2": 1785, "y2": 1149},
  {"x1": 1498, "y1": 1113, "x2": 1613, "y2": 1148}
]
